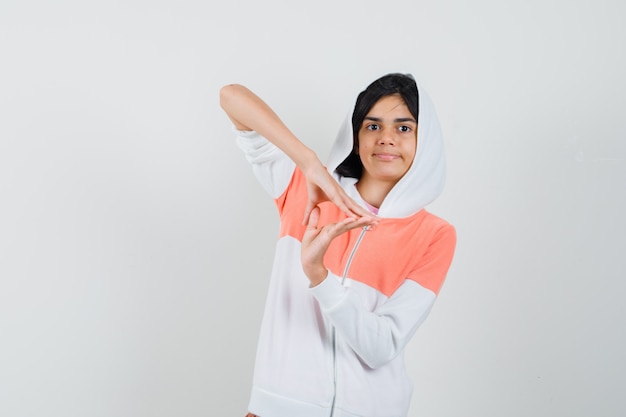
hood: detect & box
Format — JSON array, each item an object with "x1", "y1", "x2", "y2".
[{"x1": 326, "y1": 81, "x2": 446, "y2": 218}]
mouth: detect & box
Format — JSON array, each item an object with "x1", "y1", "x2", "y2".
[{"x1": 373, "y1": 153, "x2": 400, "y2": 161}]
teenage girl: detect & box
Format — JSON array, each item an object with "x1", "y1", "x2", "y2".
[{"x1": 220, "y1": 73, "x2": 456, "y2": 417}]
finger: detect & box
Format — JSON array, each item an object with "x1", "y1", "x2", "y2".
[
  {"x1": 345, "y1": 199, "x2": 378, "y2": 221},
  {"x1": 330, "y1": 191, "x2": 378, "y2": 222},
  {"x1": 302, "y1": 201, "x2": 315, "y2": 225},
  {"x1": 325, "y1": 194, "x2": 356, "y2": 220},
  {"x1": 305, "y1": 206, "x2": 321, "y2": 230},
  {"x1": 322, "y1": 216, "x2": 371, "y2": 240},
  {"x1": 338, "y1": 216, "x2": 374, "y2": 233},
  {"x1": 320, "y1": 184, "x2": 359, "y2": 220},
  {"x1": 326, "y1": 195, "x2": 378, "y2": 226}
]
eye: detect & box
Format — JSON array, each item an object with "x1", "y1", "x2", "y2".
[
  {"x1": 398, "y1": 125, "x2": 412, "y2": 133},
  {"x1": 366, "y1": 124, "x2": 379, "y2": 131}
]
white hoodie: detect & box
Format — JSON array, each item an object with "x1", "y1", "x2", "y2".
[{"x1": 234, "y1": 79, "x2": 456, "y2": 417}]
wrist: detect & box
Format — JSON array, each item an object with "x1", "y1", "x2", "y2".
[
  {"x1": 297, "y1": 148, "x2": 323, "y2": 174},
  {"x1": 304, "y1": 265, "x2": 328, "y2": 287}
]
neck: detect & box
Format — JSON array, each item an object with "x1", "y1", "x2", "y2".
[{"x1": 356, "y1": 175, "x2": 397, "y2": 208}]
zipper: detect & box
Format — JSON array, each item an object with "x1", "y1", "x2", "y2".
[{"x1": 329, "y1": 225, "x2": 370, "y2": 417}]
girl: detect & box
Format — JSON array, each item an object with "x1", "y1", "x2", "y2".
[{"x1": 220, "y1": 73, "x2": 456, "y2": 417}]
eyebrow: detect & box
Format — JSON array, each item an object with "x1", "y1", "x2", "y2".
[{"x1": 364, "y1": 116, "x2": 417, "y2": 124}]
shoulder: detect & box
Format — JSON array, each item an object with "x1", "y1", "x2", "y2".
[
  {"x1": 403, "y1": 211, "x2": 456, "y2": 294},
  {"x1": 421, "y1": 210, "x2": 455, "y2": 232},
  {"x1": 418, "y1": 210, "x2": 456, "y2": 250}
]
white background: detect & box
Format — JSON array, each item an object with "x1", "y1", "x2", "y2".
[{"x1": 1, "y1": 0, "x2": 625, "y2": 416}]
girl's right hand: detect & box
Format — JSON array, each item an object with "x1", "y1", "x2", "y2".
[{"x1": 301, "y1": 206, "x2": 373, "y2": 286}]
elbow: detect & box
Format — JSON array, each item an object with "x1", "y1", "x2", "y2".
[
  {"x1": 355, "y1": 326, "x2": 408, "y2": 369},
  {"x1": 219, "y1": 83, "x2": 253, "y2": 131},
  {"x1": 358, "y1": 342, "x2": 399, "y2": 369},
  {"x1": 219, "y1": 83, "x2": 237, "y2": 109},
  {"x1": 219, "y1": 83, "x2": 246, "y2": 109}
]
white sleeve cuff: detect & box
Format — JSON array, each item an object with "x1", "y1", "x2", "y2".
[
  {"x1": 233, "y1": 127, "x2": 268, "y2": 155},
  {"x1": 309, "y1": 272, "x2": 347, "y2": 311}
]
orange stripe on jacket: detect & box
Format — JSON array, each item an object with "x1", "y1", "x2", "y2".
[{"x1": 275, "y1": 169, "x2": 456, "y2": 297}]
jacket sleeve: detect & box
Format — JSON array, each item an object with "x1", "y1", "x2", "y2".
[
  {"x1": 310, "y1": 276, "x2": 435, "y2": 369},
  {"x1": 234, "y1": 127, "x2": 296, "y2": 199},
  {"x1": 309, "y1": 225, "x2": 456, "y2": 369}
]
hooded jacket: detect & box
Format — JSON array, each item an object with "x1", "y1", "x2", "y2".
[{"x1": 234, "y1": 82, "x2": 456, "y2": 417}]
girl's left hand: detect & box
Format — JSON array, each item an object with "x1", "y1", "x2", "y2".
[
  {"x1": 301, "y1": 206, "x2": 373, "y2": 287},
  {"x1": 301, "y1": 161, "x2": 377, "y2": 226}
]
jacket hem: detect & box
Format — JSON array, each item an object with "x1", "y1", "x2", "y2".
[{"x1": 248, "y1": 386, "x2": 331, "y2": 417}]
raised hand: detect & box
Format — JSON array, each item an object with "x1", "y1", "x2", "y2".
[{"x1": 302, "y1": 161, "x2": 377, "y2": 226}]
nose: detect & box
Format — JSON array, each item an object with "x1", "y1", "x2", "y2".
[{"x1": 377, "y1": 127, "x2": 396, "y2": 145}]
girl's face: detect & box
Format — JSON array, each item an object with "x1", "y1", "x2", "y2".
[{"x1": 357, "y1": 94, "x2": 417, "y2": 187}]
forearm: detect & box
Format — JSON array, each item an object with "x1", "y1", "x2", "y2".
[
  {"x1": 219, "y1": 84, "x2": 320, "y2": 172},
  {"x1": 310, "y1": 276, "x2": 436, "y2": 369}
]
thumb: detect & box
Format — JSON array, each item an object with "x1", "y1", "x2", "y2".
[
  {"x1": 303, "y1": 200, "x2": 316, "y2": 226},
  {"x1": 305, "y1": 206, "x2": 321, "y2": 229}
]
